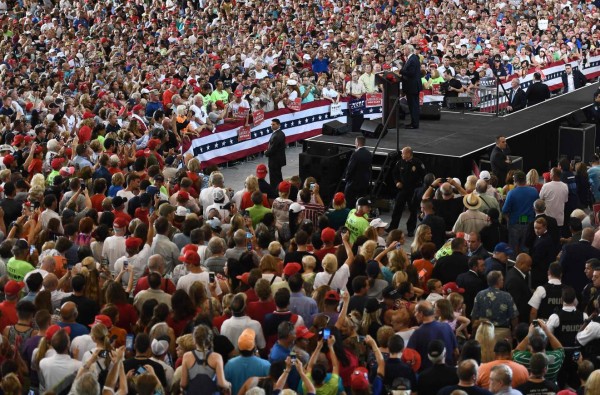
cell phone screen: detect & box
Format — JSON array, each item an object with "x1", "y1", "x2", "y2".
[
  {"x1": 209, "y1": 272, "x2": 215, "y2": 283},
  {"x1": 323, "y1": 328, "x2": 330, "y2": 340},
  {"x1": 126, "y1": 334, "x2": 134, "y2": 350}
]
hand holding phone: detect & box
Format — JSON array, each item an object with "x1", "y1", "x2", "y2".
[{"x1": 209, "y1": 272, "x2": 215, "y2": 283}]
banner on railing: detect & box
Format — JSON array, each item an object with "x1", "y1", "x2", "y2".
[
  {"x1": 366, "y1": 93, "x2": 383, "y2": 107},
  {"x1": 252, "y1": 109, "x2": 265, "y2": 126},
  {"x1": 184, "y1": 55, "x2": 600, "y2": 166}
]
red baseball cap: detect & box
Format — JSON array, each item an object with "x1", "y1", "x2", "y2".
[
  {"x1": 113, "y1": 217, "x2": 128, "y2": 229},
  {"x1": 321, "y1": 227, "x2": 336, "y2": 243},
  {"x1": 12, "y1": 135, "x2": 24, "y2": 146},
  {"x1": 295, "y1": 325, "x2": 315, "y2": 339},
  {"x1": 236, "y1": 272, "x2": 250, "y2": 284},
  {"x1": 4, "y1": 280, "x2": 24, "y2": 296},
  {"x1": 51, "y1": 157, "x2": 64, "y2": 170},
  {"x1": 283, "y1": 262, "x2": 302, "y2": 277},
  {"x1": 324, "y1": 290, "x2": 340, "y2": 301},
  {"x1": 278, "y1": 181, "x2": 291, "y2": 193},
  {"x1": 3, "y1": 154, "x2": 15, "y2": 166},
  {"x1": 89, "y1": 314, "x2": 113, "y2": 328},
  {"x1": 46, "y1": 324, "x2": 70, "y2": 342},
  {"x1": 256, "y1": 164, "x2": 268, "y2": 178},
  {"x1": 333, "y1": 192, "x2": 345, "y2": 205},
  {"x1": 443, "y1": 282, "x2": 465, "y2": 294},
  {"x1": 179, "y1": 250, "x2": 200, "y2": 266},
  {"x1": 125, "y1": 237, "x2": 143, "y2": 249},
  {"x1": 350, "y1": 367, "x2": 370, "y2": 391}
]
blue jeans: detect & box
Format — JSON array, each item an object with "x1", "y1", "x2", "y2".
[{"x1": 508, "y1": 223, "x2": 529, "y2": 255}]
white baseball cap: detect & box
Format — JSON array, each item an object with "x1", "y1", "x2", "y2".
[
  {"x1": 369, "y1": 218, "x2": 388, "y2": 229},
  {"x1": 479, "y1": 170, "x2": 491, "y2": 180}
]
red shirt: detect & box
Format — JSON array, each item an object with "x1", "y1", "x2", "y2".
[
  {"x1": 244, "y1": 288, "x2": 259, "y2": 304},
  {"x1": 133, "y1": 276, "x2": 176, "y2": 296},
  {"x1": 0, "y1": 300, "x2": 17, "y2": 334},
  {"x1": 113, "y1": 302, "x2": 138, "y2": 333},
  {"x1": 91, "y1": 194, "x2": 105, "y2": 212},
  {"x1": 314, "y1": 246, "x2": 337, "y2": 263},
  {"x1": 134, "y1": 207, "x2": 149, "y2": 225},
  {"x1": 246, "y1": 300, "x2": 276, "y2": 325},
  {"x1": 167, "y1": 314, "x2": 194, "y2": 337},
  {"x1": 241, "y1": 191, "x2": 270, "y2": 210}
]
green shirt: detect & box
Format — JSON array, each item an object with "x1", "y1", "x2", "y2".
[
  {"x1": 302, "y1": 373, "x2": 340, "y2": 395},
  {"x1": 210, "y1": 89, "x2": 229, "y2": 104},
  {"x1": 247, "y1": 205, "x2": 272, "y2": 227},
  {"x1": 345, "y1": 209, "x2": 369, "y2": 244},
  {"x1": 512, "y1": 349, "x2": 564, "y2": 383},
  {"x1": 47, "y1": 170, "x2": 59, "y2": 186},
  {"x1": 6, "y1": 258, "x2": 35, "y2": 282}
]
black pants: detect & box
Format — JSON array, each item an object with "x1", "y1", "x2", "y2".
[
  {"x1": 269, "y1": 163, "x2": 283, "y2": 189},
  {"x1": 389, "y1": 189, "x2": 417, "y2": 232},
  {"x1": 406, "y1": 92, "x2": 420, "y2": 127}
]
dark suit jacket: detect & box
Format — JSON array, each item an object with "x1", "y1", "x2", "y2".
[
  {"x1": 561, "y1": 69, "x2": 587, "y2": 93},
  {"x1": 559, "y1": 240, "x2": 600, "y2": 293},
  {"x1": 525, "y1": 214, "x2": 560, "y2": 250},
  {"x1": 504, "y1": 267, "x2": 532, "y2": 323},
  {"x1": 401, "y1": 54, "x2": 423, "y2": 94},
  {"x1": 530, "y1": 233, "x2": 561, "y2": 287},
  {"x1": 456, "y1": 270, "x2": 486, "y2": 319},
  {"x1": 526, "y1": 81, "x2": 551, "y2": 106},
  {"x1": 432, "y1": 252, "x2": 469, "y2": 284},
  {"x1": 490, "y1": 145, "x2": 510, "y2": 184},
  {"x1": 509, "y1": 88, "x2": 527, "y2": 112},
  {"x1": 421, "y1": 214, "x2": 446, "y2": 249},
  {"x1": 344, "y1": 147, "x2": 372, "y2": 193},
  {"x1": 265, "y1": 128, "x2": 286, "y2": 167}
]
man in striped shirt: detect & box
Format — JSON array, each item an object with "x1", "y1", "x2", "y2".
[{"x1": 512, "y1": 319, "x2": 565, "y2": 384}]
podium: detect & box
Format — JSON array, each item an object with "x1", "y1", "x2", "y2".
[{"x1": 375, "y1": 72, "x2": 401, "y2": 129}]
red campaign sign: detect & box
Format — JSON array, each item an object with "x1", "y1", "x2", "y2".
[
  {"x1": 431, "y1": 84, "x2": 441, "y2": 95},
  {"x1": 236, "y1": 106, "x2": 250, "y2": 119},
  {"x1": 237, "y1": 125, "x2": 251, "y2": 141},
  {"x1": 287, "y1": 98, "x2": 302, "y2": 111},
  {"x1": 365, "y1": 93, "x2": 383, "y2": 107},
  {"x1": 419, "y1": 91, "x2": 425, "y2": 106},
  {"x1": 253, "y1": 109, "x2": 265, "y2": 126}
]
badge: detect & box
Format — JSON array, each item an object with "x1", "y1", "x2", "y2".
[{"x1": 412, "y1": 166, "x2": 416, "y2": 172}]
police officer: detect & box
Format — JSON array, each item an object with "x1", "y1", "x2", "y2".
[
  {"x1": 582, "y1": 259, "x2": 600, "y2": 314},
  {"x1": 529, "y1": 262, "x2": 565, "y2": 321},
  {"x1": 577, "y1": 267, "x2": 600, "y2": 368},
  {"x1": 386, "y1": 146, "x2": 425, "y2": 236},
  {"x1": 547, "y1": 286, "x2": 586, "y2": 388}
]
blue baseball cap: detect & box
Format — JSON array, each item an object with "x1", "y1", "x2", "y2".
[{"x1": 494, "y1": 242, "x2": 514, "y2": 256}]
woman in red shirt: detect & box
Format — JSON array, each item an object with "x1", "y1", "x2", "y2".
[
  {"x1": 166, "y1": 290, "x2": 196, "y2": 337},
  {"x1": 104, "y1": 282, "x2": 138, "y2": 333}
]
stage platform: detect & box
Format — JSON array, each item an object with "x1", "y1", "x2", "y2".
[
  {"x1": 302, "y1": 82, "x2": 599, "y2": 201},
  {"x1": 300, "y1": 82, "x2": 600, "y2": 203}
]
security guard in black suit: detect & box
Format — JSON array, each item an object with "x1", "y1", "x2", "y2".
[
  {"x1": 526, "y1": 72, "x2": 551, "y2": 107},
  {"x1": 387, "y1": 146, "x2": 425, "y2": 236}
]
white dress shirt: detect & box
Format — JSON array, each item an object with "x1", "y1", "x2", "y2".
[
  {"x1": 39, "y1": 353, "x2": 82, "y2": 393},
  {"x1": 220, "y1": 315, "x2": 267, "y2": 350}
]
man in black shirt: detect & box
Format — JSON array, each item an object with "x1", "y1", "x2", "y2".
[
  {"x1": 61, "y1": 274, "x2": 99, "y2": 327},
  {"x1": 0, "y1": 182, "x2": 23, "y2": 226},
  {"x1": 516, "y1": 353, "x2": 559, "y2": 395},
  {"x1": 348, "y1": 276, "x2": 369, "y2": 314},
  {"x1": 387, "y1": 146, "x2": 426, "y2": 237},
  {"x1": 442, "y1": 69, "x2": 464, "y2": 109},
  {"x1": 417, "y1": 340, "x2": 458, "y2": 395},
  {"x1": 123, "y1": 333, "x2": 167, "y2": 389}
]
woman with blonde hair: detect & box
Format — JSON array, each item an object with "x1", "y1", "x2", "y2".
[
  {"x1": 82, "y1": 323, "x2": 113, "y2": 383},
  {"x1": 526, "y1": 169, "x2": 543, "y2": 193},
  {"x1": 364, "y1": 226, "x2": 378, "y2": 243},
  {"x1": 360, "y1": 298, "x2": 383, "y2": 338},
  {"x1": 585, "y1": 370, "x2": 600, "y2": 395},
  {"x1": 180, "y1": 324, "x2": 231, "y2": 393},
  {"x1": 475, "y1": 319, "x2": 496, "y2": 363},
  {"x1": 241, "y1": 175, "x2": 269, "y2": 210},
  {"x1": 313, "y1": 231, "x2": 354, "y2": 291},
  {"x1": 0, "y1": 373, "x2": 21, "y2": 395},
  {"x1": 358, "y1": 240, "x2": 378, "y2": 261},
  {"x1": 410, "y1": 224, "x2": 432, "y2": 260}
]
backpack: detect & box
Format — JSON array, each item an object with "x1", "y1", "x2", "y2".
[{"x1": 184, "y1": 351, "x2": 219, "y2": 395}]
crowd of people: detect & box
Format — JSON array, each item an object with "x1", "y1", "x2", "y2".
[{"x1": 1, "y1": 0, "x2": 600, "y2": 394}]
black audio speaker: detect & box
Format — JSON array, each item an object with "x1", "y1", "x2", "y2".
[
  {"x1": 349, "y1": 112, "x2": 364, "y2": 134},
  {"x1": 322, "y1": 120, "x2": 349, "y2": 136},
  {"x1": 558, "y1": 123, "x2": 596, "y2": 163},
  {"x1": 420, "y1": 103, "x2": 442, "y2": 120},
  {"x1": 361, "y1": 119, "x2": 387, "y2": 138},
  {"x1": 567, "y1": 110, "x2": 587, "y2": 127},
  {"x1": 299, "y1": 149, "x2": 352, "y2": 204}
]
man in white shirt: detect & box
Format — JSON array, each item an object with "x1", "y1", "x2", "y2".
[
  {"x1": 134, "y1": 272, "x2": 172, "y2": 311},
  {"x1": 39, "y1": 327, "x2": 82, "y2": 393},
  {"x1": 539, "y1": 167, "x2": 569, "y2": 227},
  {"x1": 40, "y1": 194, "x2": 64, "y2": 234},
  {"x1": 176, "y1": 249, "x2": 222, "y2": 297},
  {"x1": 117, "y1": 173, "x2": 141, "y2": 213},
  {"x1": 200, "y1": 171, "x2": 229, "y2": 213},
  {"x1": 102, "y1": 218, "x2": 127, "y2": 273},
  {"x1": 359, "y1": 64, "x2": 377, "y2": 93},
  {"x1": 113, "y1": 235, "x2": 153, "y2": 292},
  {"x1": 220, "y1": 293, "x2": 266, "y2": 351}
]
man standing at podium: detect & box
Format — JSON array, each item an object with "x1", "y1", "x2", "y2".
[{"x1": 400, "y1": 45, "x2": 423, "y2": 129}]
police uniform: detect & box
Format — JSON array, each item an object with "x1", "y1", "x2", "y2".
[
  {"x1": 388, "y1": 155, "x2": 426, "y2": 234},
  {"x1": 549, "y1": 306, "x2": 586, "y2": 388}
]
